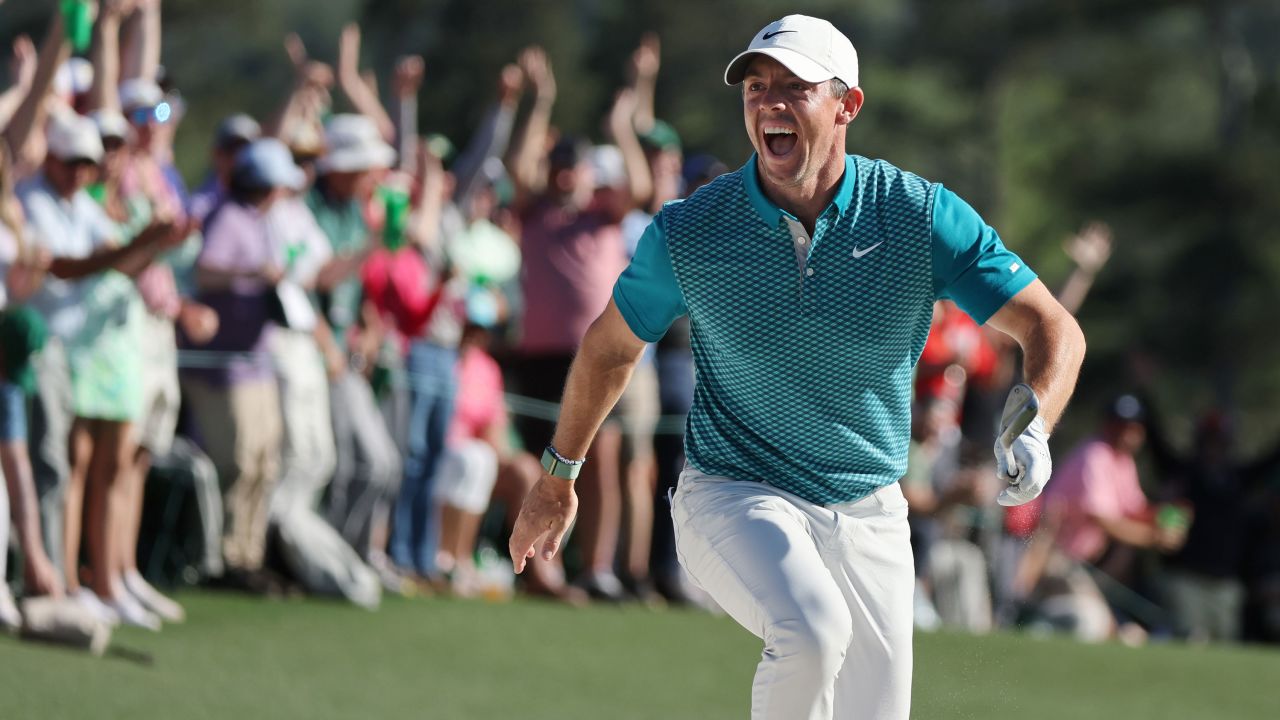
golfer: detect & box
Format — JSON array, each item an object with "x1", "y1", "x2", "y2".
[{"x1": 510, "y1": 14, "x2": 1086, "y2": 720}]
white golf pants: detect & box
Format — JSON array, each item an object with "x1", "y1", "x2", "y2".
[{"x1": 672, "y1": 465, "x2": 914, "y2": 720}]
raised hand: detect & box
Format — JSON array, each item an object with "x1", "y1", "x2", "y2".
[
  {"x1": 606, "y1": 87, "x2": 638, "y2": 138},
  {"x1": 338, "y1": 23, "x2": 362, "y2": 81},
  {"x1": 1064, "y1": 221, "x2": 1112, "y2": 275},
  {"x1": 392, "y1": 55, "x2": 425, "y2": 98},
  {"x1": 629, "y1": 33, "x2": 660, "y2": 82},
  {"x1": 10, "y1": 35, "x2": 36, "y2": 90},
  {"x1": 497, "y1": 63, "x2": 523, "y2": 105},
  {"x1": 518, "y1": 46, "x2": 556, "y2": 104}
]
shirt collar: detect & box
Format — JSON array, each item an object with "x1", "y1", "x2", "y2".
[{"x1": 742, "y1": 153, "x2": 856, "y2": 227}]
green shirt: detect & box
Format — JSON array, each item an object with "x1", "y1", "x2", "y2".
[{"x1": 306, "y1": 189, "x2": 368, "y2": 349}]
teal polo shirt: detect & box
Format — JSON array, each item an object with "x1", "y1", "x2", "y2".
[{"x1": 612, "y1": 154, "x2": 1036, "y2": 504}]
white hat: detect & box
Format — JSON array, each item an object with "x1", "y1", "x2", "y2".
[
  {"x1": 233, "y1": 138, "x2": 306, "y2": 191},
  {"x1": 90, "y1": 110, "x2": 130, "y2": 141},
  {"x1": 724, "y1": 15, "x2": 859, "y2": 88},
  {"x1": 316, "y1": 114, "x2": 396, "y2": 174},
  {"x1": 119, "y1": 78, "x2": 164, "y2": 111},
  {"x1": 46, "y1": 112, "x2": 104, "y2": 164},
  {"x1": 590, "y1": 144, "x2": 627, "y2": 190},
  {"x1": 53, "y1": 58, "x2": 94, "y2": 100}
]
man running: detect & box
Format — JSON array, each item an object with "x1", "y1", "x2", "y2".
[{"x1": 510, "y1": 14, "x2": 1086, "y2": 720}]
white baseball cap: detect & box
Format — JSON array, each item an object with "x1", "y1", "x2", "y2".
[
  {"x1": 724, "y1": 15, "x2": 859, "y2": 88},
  {"x1": 119, "y1": 78, "x2": 164, "y2": 112},
  {"x1": 316, "y1": 114, "x2": 396, "y2": 174},
  {"x1": 46, "y1": 112, "x2": 104, "y2": 164},
  {"x1": 234, "y1": 138, "x2": 305, "y2": 191},
  {"x1": 90, "y1": 110, "x2": 130, "y2": 142},
  {"x1": 590, "y1": 144, "x2": 627, "y2": 190}
]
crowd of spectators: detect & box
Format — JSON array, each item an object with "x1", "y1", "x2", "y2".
[{"x1": 0, "y1": 1, "x2": 1276, "y2": 653}]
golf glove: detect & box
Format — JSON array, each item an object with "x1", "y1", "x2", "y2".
[{"x1": 995, "y1": 415, "x2": 1052, "y2": 506}]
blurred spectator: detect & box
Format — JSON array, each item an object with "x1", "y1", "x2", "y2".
[
  {"x1": 184, "y1": 138, "x2": 295, "y2": 595},
  {"x1": 505, "y1": 45, "x2": 650, "y2": 600},
  {"x1": 308, "y1": 114, "x2": 403, "y2": 589},
  {"x1": 189, "y1": 114, "x2": 260, "y2": 224},
  {"x1": 648, "y1": 151, "x2": 723, "y2": 604},
  {"x1": 22, "y1": 111, "x2": 184, "y2": 628},
  {"x1": 1, "y1": 140, "x2": 59, "y2": 626},
  {"x1": 363, "y1": 143, "x2": 462, "y2": 582},
  {"x1": 1141, "y1": 395, "x2": 1280, "y2": 643},
  {"x1": 1017, "y1": 396, "x2": 1188, "y2": 641}
]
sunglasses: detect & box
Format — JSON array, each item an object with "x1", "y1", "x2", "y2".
[{"x1": 129, "y1": 101, "x2": 173, "y2": 126}]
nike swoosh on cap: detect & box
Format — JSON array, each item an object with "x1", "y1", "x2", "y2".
[{"x1": 762, "y1": 30, "x2": 795, "y2": 39}]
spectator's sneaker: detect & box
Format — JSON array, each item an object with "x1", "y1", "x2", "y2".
[
  {"x1": 368, "y1": 552, "x2": 416, "y2": 597},
  {"x1": 577, "y1": 571, "x2": 628, "y2": 602},
  {"x1": 109, "y1": 592, "x2": 162, "y2": 631},
  {"x1": 621, "y1": 576, "x2": 667, "y2": 608},
  {"x1": 124, "y1": 570, "x2": 186, "y2": 623},
  {"x1": 0, "y1": 586, "x2": 21, "y2": 633},
  {"x1": 74, "y1": 588, "x2": 120, "y2": 627}
]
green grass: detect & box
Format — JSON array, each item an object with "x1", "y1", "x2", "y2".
[{"x1": 1, "y1": 591, "x2": 1276, "y2": 719}]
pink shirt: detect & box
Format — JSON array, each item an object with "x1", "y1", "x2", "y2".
[
  {"x1": 447, "y1": 345, "x2": 506, "y2": 446},
  {"x1": 1045, "y1": 437, "x2": 1149, "y2": 562},
  {"x1": 518, "y1": 200, "x2": 627, "y2": 354}
]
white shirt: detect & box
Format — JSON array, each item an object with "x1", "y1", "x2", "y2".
[{"x1": 17, "y1": 174, "x2": 119, "y2": 340}]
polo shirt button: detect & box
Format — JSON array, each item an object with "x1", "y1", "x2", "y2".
[
  {"x1": 806, "y1": 267, "x2": 815, "y2": 277},
  {"x1": 797, "y1": 237, "x2": 808, "y2": 245}
]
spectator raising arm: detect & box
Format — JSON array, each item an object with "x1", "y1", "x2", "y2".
[
  {"x1": 0, "y1": 36, "x2": 37, "y2": 131},
  {"x1": 452, "y1": 63, "x2": 522, "y2": 211},
  {"x1": 2, "y1": 12, "x2": 70, "y2": 168},
  {"x1": 263, "y1": 33, "x2": 333, "y2": 143},
  {"x1": 407, "y1": 140, "x2": 446, "y2": 253},
  {"x1": 87, "y1": 0, "x2": 138, "y2": 114},
  {"x1": 507, "y1": 46, "x2": 555, "y2": 204},
  {"x1": 628, "y1": 33, "x2": 660, "y2": 135},
  {"x1": 390, "y1": 55, "x2": 424, "y2": 177},
  {"x1": 1056, "y1": 221, "x2": 1113, "y2": 316},
  {"x1": 603, "y1": 87, "x2": 651, "y2": 222},
  {"x1": 120, "y1": 0, "x2": 160, "y2": 83},
  {"x1": 337, "y1": 23, "x2": 394, "y2": 143}
]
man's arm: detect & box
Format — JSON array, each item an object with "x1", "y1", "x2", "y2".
[
  {"x1": 506, "y1": 46, "x2": 556, "y2": 204},
  {"x1": 49, "y1": 220, "x2": 187, "y2": 280},
  {"x1": 985, "y1": 279, "x2": 1086, "y2": 432},
  {"x1": 336, "y1": 23, "x2": 395, "y2": 143},
  {"x1": 985, "y1": 280, "x2": 1086, "y2": 506},
  {"x1": 2, "y1": 13, "x2": 70, "y2": 167},
  {"x1": 508, "y1": 299, "x2": 647, "y2": 572}
]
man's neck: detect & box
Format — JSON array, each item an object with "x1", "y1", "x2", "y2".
[{"x1": 757, "y1": 149, "x2": 846, "y2": 234}]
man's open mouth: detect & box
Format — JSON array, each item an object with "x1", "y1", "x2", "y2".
[{"x1": 763, "y1": 126, "x2": 798, "y2": 157}]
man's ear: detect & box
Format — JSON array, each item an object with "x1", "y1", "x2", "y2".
[{"x1": 836, "y1": 86, "x2": 865, "y2": 126}]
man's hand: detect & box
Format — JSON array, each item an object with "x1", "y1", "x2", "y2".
[
  {"x1": 1064, "y1": 221, "x2": 1113, "y2": 275},
  {"x1": 995, "y1": 416, "x2": 1052, "y2": 506},
  {"x1": 497, "y1": 63, "x2": 523, "y2": 106},
  {"x1": 628, "y1": 33, "x2": 660, "y2": 83},
  {"x1": 392, "y1": 55, "x2": 425, "y2": 98},
  {"x1": 178, "y1": 301, "x2": 219, "y2": 345},
  {"x1": 508, "y1": 475, "x2": 578, "y2": 574},
  {"x1": 518, "y1": 46, "x2": 556, "y2": 105}
]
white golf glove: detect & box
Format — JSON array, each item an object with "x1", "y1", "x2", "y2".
[{"x1": 995, "y1": 415, "x2": 1052, "y2": 506}]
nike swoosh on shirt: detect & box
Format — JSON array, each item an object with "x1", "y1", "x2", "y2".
[
  {"x1": 851, "y1": 242, "x2": 884, "y2": 259},
  {"x1": 762, "y1": 30, "x2": 795, "y2": 40}
]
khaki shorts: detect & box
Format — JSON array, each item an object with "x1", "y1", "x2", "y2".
[{"x1": 136, "y1": 313, "x2": 181, "y2": 455}]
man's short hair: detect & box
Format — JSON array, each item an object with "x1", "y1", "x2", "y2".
[{"x1": 828, "y1": 78, "x2": 849, "y2": 99}]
